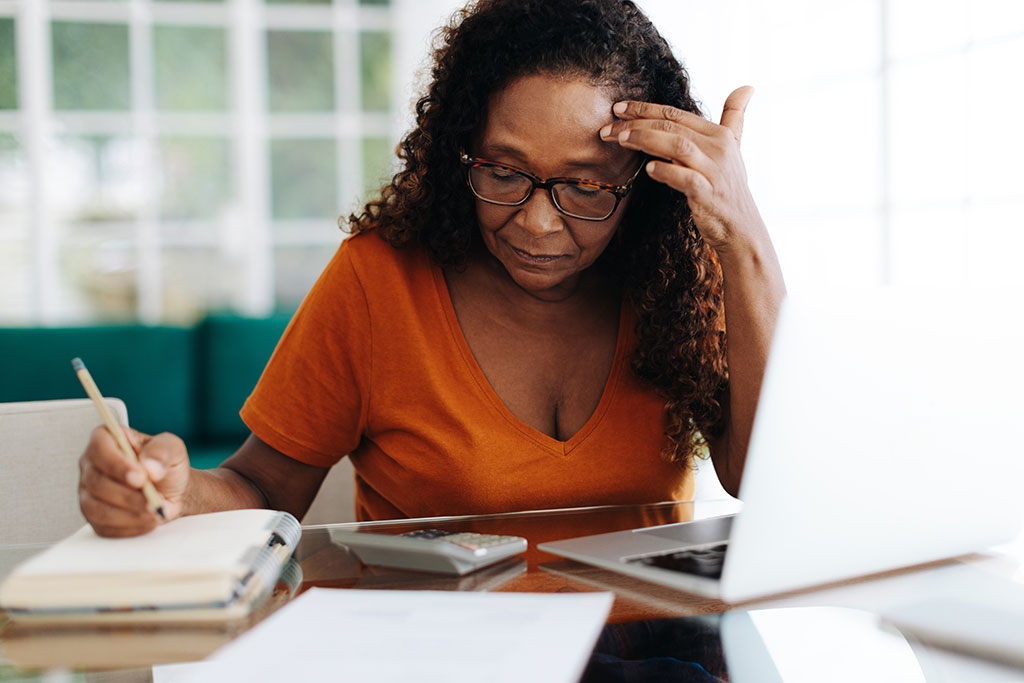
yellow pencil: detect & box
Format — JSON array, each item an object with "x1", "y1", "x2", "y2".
[{"x1": 71, "y1": 357, "x2": 167, "y2": 520}]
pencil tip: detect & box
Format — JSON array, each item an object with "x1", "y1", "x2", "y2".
[
  {"x1": 156, "y1": 507, "x2": 166, "y2": 521},
  {"x1": 71, "y1": 357, "x2": 84, "y2": 372}
]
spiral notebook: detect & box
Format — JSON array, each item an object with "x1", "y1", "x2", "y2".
[
  {"x1": 0, "y1": 559, "x2": 304, "y2": 671},
  {"x1": 0, "y1": 509, "x2": 301, "y2": 624}
]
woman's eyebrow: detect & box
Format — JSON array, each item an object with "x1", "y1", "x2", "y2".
[
  {"x1": 478, "y1": 143, "x2": 616, "y2": 174},
  {"x1": 477, "y1": 142, "x2": 525, "y2": 160},
  {"x1": 562, "y1": 159, "x2": 613, "y2": 172}
]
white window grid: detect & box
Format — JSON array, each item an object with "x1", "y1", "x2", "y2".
[
  {"x1": 7, "y1": 0, "x2": 1021, "y2": 324},
  {"x1": 0, "y1": 0, "x2": 401, "y2": 324},
  {"x1": 642, "y1": 0, "x2": 1024, "y2": 291}
]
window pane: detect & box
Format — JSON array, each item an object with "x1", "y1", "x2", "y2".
[
  {"x1": 888, "y1": 54, "x2": 968, "y2": 206},
  {"x1": 270, "y1": 138, "x2": 337, "y2": 219},
  {"x1": 970, "y1": 1, "x2": 1024, "y2": 42},
  {"x1": 891, "y1": 206, "x2": 966, "y2": 284},
  {"x1": 153, "y1": 26, "x2": 227, "y2": 111},
  {"x1": 756, "y1": 79, "x2": 880, "y2": 213},
  {"x1": 54, "y1": 135, "x2": 140, "y2": 223},
  {"x1": 359, "y1": 31, "x2": 390, "y2": 111},
  {"x1": 746, "y1": 1, "x2": 880, "y2": 88},
  {"x1": 0, "y1": 239, "x2": 30, "y2": 324},
  {"x1": 51, "y1": 22, "x2": 131, "y2": 111},
  {"x1": 768, "y1": 210, "x2": 884, "y2": 288},
  {"x1": 266, "y1": 31, "x2": 334, "y2": 112},
  {"x1": 967, "y1": 38, "x2": 1024, "y2": 201},
  {"x1": 274, "y1": 244, "x2": 338, "y2": 309},
  {"x1": 888, "y1": 0, "x2": 968, "y2": 61},
  {"x1": 361, "y1": 135, "x2": 393, "y2": 197},
  {"x1": 59, "y1": 241, "x2": 138, "y2": 322},
  {"x1": 966, "y1": 202, "x2": 1024, "y2": 286},
  {"x1": 0, "y1": 133, "x2": 28, "y2": 323},
  {"x1": 0, "y1": 132, "x2": 27, "y2": 233},
  {"x1": 157, "y1": 136, "x2": 232, "y2": 220},
  {"x1": 163, "y1": 247, "x2": 246, "y2": 323},
  {"x1": 0, "y1": 18, "x2": 16, "y2": 109}
]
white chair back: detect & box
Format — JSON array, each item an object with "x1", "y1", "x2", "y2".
[{"x1": 0, "y1": 398, "x2": 128, "y2": 544}]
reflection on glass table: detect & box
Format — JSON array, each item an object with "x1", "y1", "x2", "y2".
[
  {"x1": 0, "y1": 559, "x2": 303, "y2": 673},
  {"x1": 580, "y1": 607, "x2": 926, "y2": 683}
]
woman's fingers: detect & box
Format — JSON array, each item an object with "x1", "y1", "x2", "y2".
[
  {"x1": 79, "y1": 465, "x2": 161, "y2": 537},
  {"x1": 719, "y1": 86, "x2": 754, "y2": 143},
  {"x1": 601, "y1": 87, "x2": 762, "y2": 250},
  {"x1": 644, "y1": 159, "x2": 713, "y2": 205},
  {"x1": 611, "y1": 99, "x2": 719, "y2": 137},
  {"x1": 607, "y1": 86, "x2": 753, "y2": 144},
  {"x1": 80, "y1": 457, "x2": 154, "y2": 513},
  {"x1": 79, "y1": 489, "x2": 160, "y2": 536},
  {"x1": 612, "y1": 126, "x2": 715, "y2": 179},
  {"x1": 78, "y1": 425, "x2": 189, "y2": 536},
  {"x1": 83, "y1": 426, "x2": 150, "y2": 490}
]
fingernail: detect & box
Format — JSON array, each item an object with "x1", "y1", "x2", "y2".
[
  {"x1": 613, "y1": 102, "x2": 627, "y2": 115},
  {"x1": 126, "y1": 469, "x2": 145, "y2": 487},
  {"x1": 142, "y1": 459, "x2": 166, "y2": 481},
  {"x1": 599, "y1": 124, "x2": 612, "y2": 138}
]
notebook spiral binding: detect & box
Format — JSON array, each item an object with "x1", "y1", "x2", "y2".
[{"x1": 237, "y1": 512, "x2": 301, "y2": 603}]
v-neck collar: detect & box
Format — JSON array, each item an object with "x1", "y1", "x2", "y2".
[{"x1": 432, "y1": 263, "x2": 631, "y2": 457}]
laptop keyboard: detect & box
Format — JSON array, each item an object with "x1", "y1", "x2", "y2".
[{"x1": 627, "y1": 542, "x2": 729, "y2": 580}]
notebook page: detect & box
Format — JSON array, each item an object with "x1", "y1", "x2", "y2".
[{"x1": 8, "y1": 510, "x2": 283, "y2": 577}]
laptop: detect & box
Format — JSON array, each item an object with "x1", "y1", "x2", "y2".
[{"x1": 539, "y1": 288, "x2": 1024, "y2": 603}]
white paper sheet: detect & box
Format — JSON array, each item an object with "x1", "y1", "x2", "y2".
[{"x1": 161, "y1": 588, "x2": 613, "y2": 683}]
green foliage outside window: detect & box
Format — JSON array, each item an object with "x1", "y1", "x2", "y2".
[
  {"x1": 51, "y1": 21, "x2": 131, "y2": 111},
  {"x1": 274, "y1": 245, "x2": 338, "y2": 309},
  {"x1": 362, "y1": 136, "x2": 394, "y2": 198},
  {"x1": 0, "y1": 19, "x2": 17, "y2": 110},
  {"x1": 3, "y1": 7, "x2": 395, "y2": 323},
  {"x1": 359, "y1": 31, "x2": 390, "y2": 111},
  {"x1": 157, "y1": 137, "x2": 232, "y2": 220},
  {"x1": 270, "y1": 138, "x2": 338, "y2": 220},
  {"x1": 267, "y1": 30, "x2": 335, "y2": 112},
  {"x1": 153, "y1": 26, "x2": 228, "y2": 111}
]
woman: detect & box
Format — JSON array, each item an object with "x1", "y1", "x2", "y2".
[{"x1": 78, "y1": 0, "x2": 784, "y2": 536}]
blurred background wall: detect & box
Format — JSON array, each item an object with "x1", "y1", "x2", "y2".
[{"x1": 0, "y1": 0, "x2": 1021, "y2": 326}]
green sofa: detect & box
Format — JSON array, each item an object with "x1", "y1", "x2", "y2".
[{"x1": 0, "y1": 314, "x2": 292, "y2": 469}]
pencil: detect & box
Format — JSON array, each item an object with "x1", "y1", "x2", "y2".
[{"x1": 71, "y1": 357, "x2": 167, "y2": 520}]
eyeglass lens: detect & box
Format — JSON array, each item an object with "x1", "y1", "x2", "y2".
[{"x1": 468, "y1": 165, "x2": 617, "y2": 220}]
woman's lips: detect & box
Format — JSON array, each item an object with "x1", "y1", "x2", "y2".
[{"x1": 509, "y1": 245, "x2": 564, "y2": 264}]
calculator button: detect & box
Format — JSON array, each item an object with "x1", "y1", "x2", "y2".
[{"x1": 401, "y1": 529, "x2": 455, "y2": 539}]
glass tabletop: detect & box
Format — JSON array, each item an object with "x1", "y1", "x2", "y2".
[
  {"x1": 2, "y1": 499, "x2": 1021, "y2": 682},
  {"x1": 294, "y1": 498, "x2": 740, "y2": 615},
  {"x1": 0, "y1": 500, "x2": 738, "y2": 679}
]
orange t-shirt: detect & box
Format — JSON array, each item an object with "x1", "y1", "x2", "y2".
[{"x1": 241, "y1": 231, "x2": 693, "y2": 520}]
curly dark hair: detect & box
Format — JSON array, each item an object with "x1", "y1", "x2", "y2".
[{"x1": 348, "y1": 0, "x2": 728, "y2": 469}]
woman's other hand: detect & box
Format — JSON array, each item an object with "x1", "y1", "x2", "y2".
[
  {"x1": 600, "y1": 86, "x2": 765, "y2": 254},
  {"x1": 78, "y1": 426, "x2": 190, "y2": 537}
]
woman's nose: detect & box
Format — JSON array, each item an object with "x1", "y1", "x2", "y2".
[{"x1": 516, "y1": 190, "x2": 564, "y2": 237}]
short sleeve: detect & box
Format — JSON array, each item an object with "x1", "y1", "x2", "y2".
[{"x1": 240, "y1": 239, "x2": 372, "y2": 467}]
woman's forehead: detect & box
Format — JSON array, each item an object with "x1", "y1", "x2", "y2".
[{"x1": 479, "y1": 74, "x2": 627, "y2": 171}]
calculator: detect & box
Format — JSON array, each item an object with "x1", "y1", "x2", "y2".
[{"x1": 329, "y1": 528, "x2": 528, "y2": 575}]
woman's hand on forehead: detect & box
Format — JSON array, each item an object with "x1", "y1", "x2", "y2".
[{"x1": 599, "y1": 86, "x2": 766, "y2": 254}]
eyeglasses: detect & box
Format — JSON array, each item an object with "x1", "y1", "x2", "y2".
[{"x1": 460, "y1": 152, "x2": 644, "y2": 221}]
